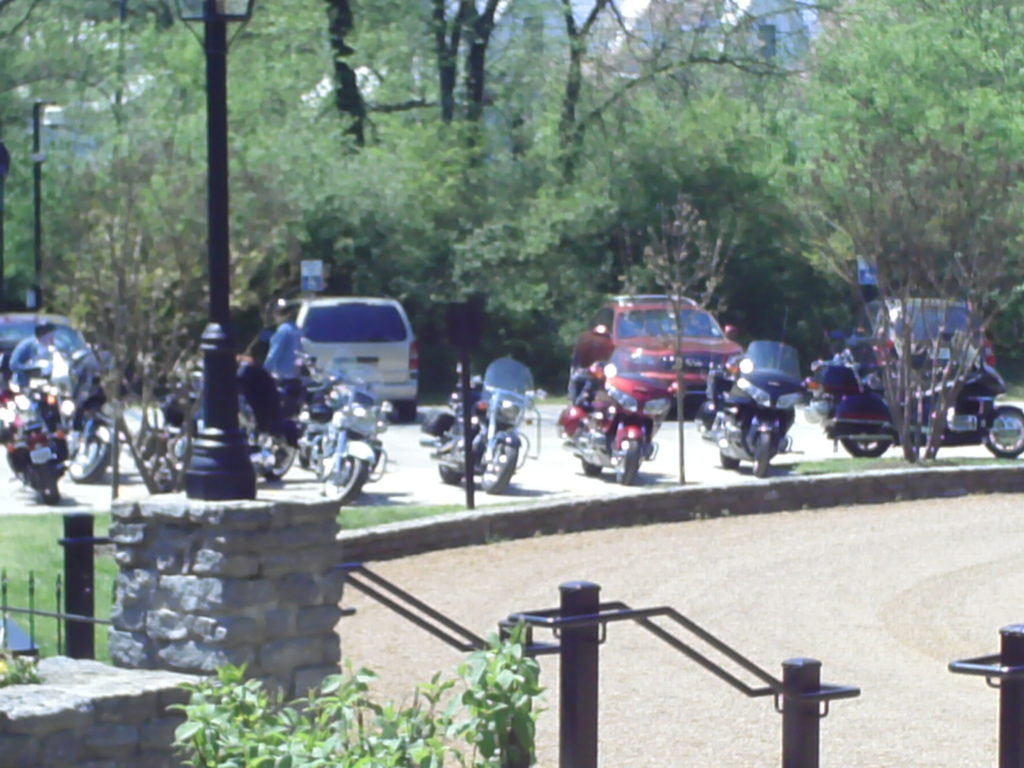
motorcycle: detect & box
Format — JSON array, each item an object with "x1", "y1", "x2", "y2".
[
  {"x1": 298, "y1": 367, "x2": 389, "y2": 504},
  {"x1": 0, "y1": 376, "x2": 68, "y2": 504},
  {"x1": 805, "y1": 337, "x2": 1024, "y2": 459},
  {"x1": 558, "y1": 346, "x2": 674, "y2": 485},
  {"x1": 699, "y1": 340, "x2": 805, "y2": 478},
  {"x1": 804, "y1": 339, "x2": 895, "y2": 458},
  {"x1": 51, "y1": 346, "x2": 113, "y2": 483},
  {"x1": 422, "y1": 357, "x2": 540, "y2": 494}
]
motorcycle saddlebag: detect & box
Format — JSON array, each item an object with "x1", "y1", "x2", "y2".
[
  {"x1": 821, "y1": 364, "x2": 860, "y2": 396},
  {"x1": 421, "y1": 411, "x2": 455, "y2": 437}
]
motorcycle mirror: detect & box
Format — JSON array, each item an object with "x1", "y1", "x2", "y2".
[
  {"x1": 723, "y1": 324, "x2": 738, "y2": 340},
  {"x1": 603, "y1": 362, "x2": 618, "y2": 379}
]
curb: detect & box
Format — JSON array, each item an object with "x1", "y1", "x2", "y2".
[{"x1": 339, "y1": 463, "x2": 1024, "y2": 562}]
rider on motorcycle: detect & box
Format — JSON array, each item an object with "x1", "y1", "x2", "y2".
[
  {"x1": 262, "y1": 298, "x2": 306, "y2": 419},
  {"x1": 8, "y1": 321, "x2": 57, "y2": 389},
  {"x1": 567, "y1": 361, "x2": 606, "y2": 409}
]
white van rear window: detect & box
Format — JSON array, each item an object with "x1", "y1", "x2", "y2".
[{"x1": 303, "y1": 304, "x2": 408, "y2": 343}]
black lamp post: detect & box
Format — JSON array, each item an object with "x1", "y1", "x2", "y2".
[
  {"x1": 178, "y1": 0, "x2": 256, "y2": 500},
  {"x1": 30, "y1": 101, "x2": 52, "y2": 310},
  {"x1": 0, "y1": 139, "x2": 9, "y2": 310}
]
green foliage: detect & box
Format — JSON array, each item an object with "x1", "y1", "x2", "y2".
[
  {"x1": 0, "y1": 650, "x2": 42, "y2": 688},
  {"x1": 173, "y1": 627, "x2": 543, "y2": 768}
]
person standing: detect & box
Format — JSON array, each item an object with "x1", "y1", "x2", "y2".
[{"x1": 261, "y1": 299, "x2": 305, "y2": 419}]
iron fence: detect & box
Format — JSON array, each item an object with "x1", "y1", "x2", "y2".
[{"x1": 0, "y1": 513, "x2": 113, "y2": 659}]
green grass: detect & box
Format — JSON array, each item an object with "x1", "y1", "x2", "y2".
[
  {"x1": 792, "y1": 456, "x2": 1010, "y2": 476},
  {"x1": 0, "y1": 513, "x2": 115, "y2": 661},
  {"x1": 339, "y1": 503, "x2": 468, "y2": 530}
]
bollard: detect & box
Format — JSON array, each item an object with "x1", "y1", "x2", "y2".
[
  {"x1": 999, "y1": 625, "x2": 1024, "y2": 768},
  {"x1": 781, "y1": 658, "x2": 822, "y2": 768},
  {"x1": 60, "y1": 513, "x2": 96, "y2": 659},
  {"x1": 559, "y1": 581, "x2": 600, "y2": 768}
]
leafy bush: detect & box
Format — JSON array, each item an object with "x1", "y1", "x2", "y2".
[
  {"x1": 173, "y1": 627, "x2": 543, "y2": 768},
  {"x1": 0, "y1": 650, "x2": 42, "y2": 688}
]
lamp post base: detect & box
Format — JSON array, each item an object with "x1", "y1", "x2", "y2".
[{"x1": 185, "y1": 429, "x2": 256, "y2": 500}]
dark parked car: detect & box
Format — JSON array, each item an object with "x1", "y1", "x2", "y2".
[
  {"x1": 571, "y1": 295, "x2": 742, "y2": 416},
  {"x1": 0, "y1": 313, "x2": 92, "y2": 385}
]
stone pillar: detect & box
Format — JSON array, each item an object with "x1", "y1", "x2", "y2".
[{"x1": 108, "y1": 495, "x2": 344, "y2": 699}]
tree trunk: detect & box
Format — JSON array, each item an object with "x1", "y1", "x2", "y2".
[{"x1": 323, "y1": 0, "x2": 365, "y2": 145}]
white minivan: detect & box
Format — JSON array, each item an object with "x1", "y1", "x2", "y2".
[{"x1": 296, "y1": 296, "x2": 419, "y2": 422}]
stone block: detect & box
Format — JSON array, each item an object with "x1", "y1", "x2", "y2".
[
  {"x1": 297, "y1": 604, "x2": 342, "y2": 636},
  {"x1": 157, "y1": 640, "x2": 255, "y2": 674},
  {"x1": 140, "y1": 715, "x2": 185, "y2": 751},
  {"x1": 113, "y1": 548, "x2": 139, "y2": 568},
  {"x1": 156, "y1": 575, "x2": 224, "y2": 613},
  {"x1": 322, "y1": 635, "x2": 342, "y2": 666},
  {"x1": 187, "y1": 614, "x2": 263, "y2": 645},
  {"x1": 92, "y1": 690, "x2": 158, "y2": 722},
  {"x1": 192, "y1": 548, "x2": 260, "y2": 578},
  {"x1": 277, "y1": 572, "x2": 319, "y2": 604},
  {"x1": 146, "y1": 609, "x2": 190, "y2": 642},
  {"x1": 40, "y1": 728, "x2": 83, "y2": 764},
  {"x1": 221, "y1": 578, "x2": 276, "y2": 608},
  {"x1": 108, "y1": 629, "x2": 156, "y2": 670},
  {"x1": 293, "y1": 664, "x2": 341, "y2": 698},
  {"x1": 259, "y1": 636, "x2": 322, "y2": 677},
  {"x1": 0, "y1": 734, "x2": 37, "y2": 767},
  {"x1": 264, "y1": 608, "x2": 295, "y2": 639},
  {"x1": 116, "y1": 569, "x2": 157, "y2": 606},
  {"x1": 110, "y1": 522, "x2": 147, "y2": 545},
  {"x1": 82, "y1": 723, "x2": 140, "y2": 757},
  {"x1": 111, "y1": 601, "x2": 146, "y2": 632},
  {"x1": 321, "y1": 567, "x2": 346, "y2": 604},
  {"x1": 188, "y1": 503, "x2": 273, "y2": 530}
]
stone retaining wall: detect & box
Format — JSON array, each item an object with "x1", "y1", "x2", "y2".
[
  {"x1": 0, "y1": 657, "x2": 196, "y2": 768},
  {"x1": 108, "y1": 495, "x2": 345, "y2": 700},
  {"x1": 340, "y1": 464, "x2": 1024, "y2": 562}
]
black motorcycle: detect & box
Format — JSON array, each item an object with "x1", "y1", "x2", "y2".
[
  {"x1": 699, "y1": 340, "x2": 805, "y2": 478},
  {"x1": 55, "y1": 346, "x2": 113, "y2": 483},
  {"x1": 421, "y1": 357, "x2": 540, "y2": 494}
]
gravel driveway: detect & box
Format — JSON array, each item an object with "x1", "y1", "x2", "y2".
[{"x1": 338, "y1": 492, "x2": 1024, "y2": 767}]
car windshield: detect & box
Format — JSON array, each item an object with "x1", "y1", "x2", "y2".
[
  {"x1": 0, "y1": 322, "x2": 87, "y2": 355},
  {"x1": 303, "y1": 304, "x2": 408, "y2": 343},
  {"x1": 869, "y1": 299, "x2": 977, "y2": 341},
  {"x1": 616, "y1": 308, "x2": 724, "y2": 340},
  {"x1": 743, "y1": 341, "x2": 801, "y2": 380}
]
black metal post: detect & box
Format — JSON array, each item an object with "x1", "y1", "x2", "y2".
[
  {"x1": 184, "y1": 2, "x2": 255, "y2": 500},
  {"x1": 60, "y1": 513, "x2": 96, "y2": 660},
  {"x1": 999, "y1": 625, "x2": 1024, "y2": 768},
  {"x1": 31, "y1": 102, "x2": 44, "y2": 309},
  {"x1": 460, "y1": 343, "x2": 475, "y2": 510},
  {"x1": 559, "y1": 581, "x2": 600, "y2": 768},
  {"x1": 781, "y1": 658, "x2": 822, "y2": 768},
  {"x1": 0, "y1": 138, "x2": 8, "y2": 309}
]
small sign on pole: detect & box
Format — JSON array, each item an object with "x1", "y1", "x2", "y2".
[{"x1": 301, "y1": 259, "x2": 324, "y2": 293}]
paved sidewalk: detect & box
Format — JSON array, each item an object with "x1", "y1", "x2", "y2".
[{"x1": 338, "y1": 492, "x2": 1024, "y2": 767}]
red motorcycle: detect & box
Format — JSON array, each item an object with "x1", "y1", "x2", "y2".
[
  {"x1": 558, "y1": 346, "x2": 675, "y2": 485},
  {"x1": 1, "y1": 380, "x2": 69, "y2": 504}
]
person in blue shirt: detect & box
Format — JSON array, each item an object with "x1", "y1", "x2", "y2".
[
  {"x1": 263, "y1": 301, "x2": 302, "y2": 380},
  {"x1": 8, "y1": 321, "x2": 57, "y2": 389}
]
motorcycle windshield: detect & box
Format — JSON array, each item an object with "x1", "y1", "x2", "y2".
[
  {"x1": 483, "y1": 357, "x2": 533, "y2": 396},
  {"x1": 743, "y1": 341, "x2": 802, "y2": 382}
]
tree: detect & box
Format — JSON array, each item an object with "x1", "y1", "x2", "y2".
[
  {"x1": 643, "y1": 195, "x2": 731, "y2": 483},
  {"x1": 800, "y1": 0, "x2": 1024, "y2": 460}
]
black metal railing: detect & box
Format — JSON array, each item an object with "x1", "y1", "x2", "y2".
[
  {"x1": 950, "y1": 624, "x2": 1024, "y2": 768},
  {"x1": 1, "y1": 513, "x2": 112, "y2": 659},
  {"x1": 339, "y1": 564, "x2": 859, "y2": 768}
]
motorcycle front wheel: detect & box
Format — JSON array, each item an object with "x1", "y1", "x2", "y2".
[
  {"x1": 259, "y1": 436, "x2": 298, "y2": 482},
  {"x1": 481, "y1": 443, "x2": 518, "y2": 494},
  {"x1": 321, "y1": 455, "x2": 370, "y2": 505},
  {"x1": 68, "y1": 426, "x2": 112, "y2": 484},
  {"x1": 615, "y1": 441, "x2": 642, "y2": 486},
  {"x1": 753, "y1": 431, "x2": 773, "y2": 478},
  {"x1": 439, "y1": 463, "x2": 463, "y2": 485},
  {"x1": 984, "y1": 406, "x2": 1024, "y2": 459}
]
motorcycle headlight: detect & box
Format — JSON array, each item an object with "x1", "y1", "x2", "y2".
[
  {"x1": 60, "y1": 399, "x2": 76, "y2": 418},
  {"x1": 645, "y1": 398, "x2": 672, "y2": 417},
  {"x1": 607, "y1": 385, "x2": 639, "y2": 412},
  {"x1": 776, "y1": 392, "x2": 803, "y2": 409},
  {"x1": 737, "y1": 378, "x2": 771, "y2": 408},
  {"x1": 14, "y1": 394, "x2": 30, "y2": 411}
]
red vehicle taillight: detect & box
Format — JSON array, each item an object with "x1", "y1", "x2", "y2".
[
  {"x1": 984, "y1": 339, "x2": 997, "y2": 367},
  {"x1": 409, "y1": 340, "x2": 419, "y2": 373}
]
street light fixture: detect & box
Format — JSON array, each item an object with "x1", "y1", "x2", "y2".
[
  {"x1": 0, "y1": 139, "x2": 9, "y2": 310},
  {"x1": 177, "y1": 0, "x2": 256, "y2": 500}
]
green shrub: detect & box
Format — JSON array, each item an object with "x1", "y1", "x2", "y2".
[
  {"x1": 0, "y1": 650, "x2": 42, "y2": 688},
  {"x1": 173, "y1": 626, "x2": 543, "y2": 768}
]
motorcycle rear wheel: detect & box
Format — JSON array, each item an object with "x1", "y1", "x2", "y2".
[
  {"x1": 260, "y1": 436, "x2": 298, "y2": 482},
  {"x1": 615, "y1": 442, "x2": 642, "y2": 486},
  {"x1": 322, "y1": 455, "x2": 370, "y2": 505},
  {"x1": 984, "y1": 406, "x2": 1024, "y2": 459},
  {"x1": 40, "y1": 473, "x2": 61, "y2": 505},
  {"x1": 482, "y1": 443, "x2": 518, "y2": 494},
  {"x1": 839, "y1": 435, "x2": 892, "y2": 459},
  {"x1": 68, "y1": 429, "x2": 112, "y2": 484},
  {"x1": 439, "y1": 464, "x2": 463, "y2": 485},
  {"x1": 753, "y1": 431, "x2": 772, "y2": 478}
]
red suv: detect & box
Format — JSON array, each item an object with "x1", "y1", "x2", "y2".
[{"x1": 571, "y1": 295, "x2": 742, "y2": 413}]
